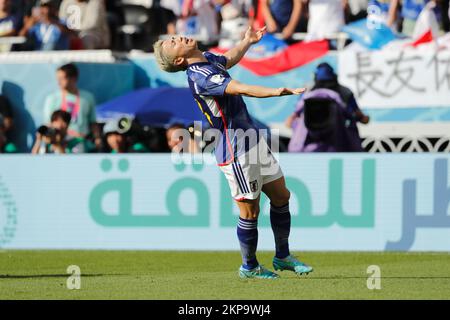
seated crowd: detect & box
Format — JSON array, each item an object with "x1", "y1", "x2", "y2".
[{"x1": 0, "y1": 0, "x2": 448, "y2": 52}]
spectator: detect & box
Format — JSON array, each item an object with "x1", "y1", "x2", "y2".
[
  {"x1": 0, "y1": 114, "x2": 17, "y2": 153},
  {"x1": 368, "y1": 0, "x2": 400, "y2": 31},
  {"x1": 31, "y1": 109, "x2": 89, "y2": 154},
  {"x1": 160, "y1": 0, "x2": 181, "y2": 35},
  {"x1": 286, "y1": 63, "x2": 368, "y2": 152},
  {"x1": 388, "y1": 0, "x2": 443, "y2": 36},
  {"x1": 59, "y1": 0, "x2": 111, "y2": 49},
  {"x1": 18, "y1": 0, "x2": 70, "y2": 50},
  {"x1": 305, "y1": 0, "x2": 348, "y2": 41},
  {"x1": 19, "y1": 0, "x2": 39, "y2": 17},
  {"x1": 215, "y1": 0, "x2": 254, "y2": 46},
  {"x1": 0, "y1": 0, "x2": 21, "y2": 36},
  {"x1": 102, "y1": 119, "x2": 149, "y2": 153},
  {"x1": 286, "y1": 88, "x2": 363, "y2": 152},
  {"x1": 442, "y1": 0, "x2": 449, "y2": 31},
  {"x1": 104, "y1": 0, "x2": 124, "y2": 50},
  {"x1": 11, "y1": 0, "x2": 38, "y2": 37},
  {"x1": 215, "y1": 0, "x2": 254, "y2": 23},
  {"x1": 310, "y1": 62, "x2": 369, "y2": 125},
  {"x1": 0, "y1": 95, "x2": 17, "y2": 152},
  {"x1": 166, "y1": 123, "x2": 184, "y2": 152},
  {"x1": 166, "y1": 123, "x2": 201, "y2": 153},
  {"x1": 261, "y1": 0, "x2": 307, "y2": 39},
  {"x1": 18, "y1": 0, "x2": 62, "y2": 18},
  {"x1": 348, "y1": 0, "x2": 369, "y2": 21},
  {"x1": 0, "y1": 95, "x2": 13, "y2": 134},
  {"x1": 43, "y1": 63, "x2": 101, "y2": 147},
  {"x1": 177, "y1": 0, "x2": 220, "y2": 45}
]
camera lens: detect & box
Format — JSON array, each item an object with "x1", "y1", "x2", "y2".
[
  {"x1": 47, "y1": 128, "x2": 57, "y2": 137},
  {"x1": 37, "y1": 125, "x2": 49, "y2": 136},
  {"x1": 117, "y1": 117, "x2": 132, "y2": 134}
]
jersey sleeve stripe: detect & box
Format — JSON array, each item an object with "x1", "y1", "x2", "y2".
[{"x1": 191, "y1": 66, "x2": 208, "y2": 77}]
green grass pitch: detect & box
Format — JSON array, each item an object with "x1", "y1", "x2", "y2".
[{"x1": 1, "y1": 251, "x2": 450, "y2": 299}]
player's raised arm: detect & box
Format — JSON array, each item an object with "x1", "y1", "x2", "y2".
[
  {"x1": 223, "y1": 27, "x2": 266, "y2": 69},
  {"x1": 225, "y1": 79, "x2": 305, "y2": 98}
]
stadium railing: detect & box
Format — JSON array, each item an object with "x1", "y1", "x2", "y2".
[
  {"x1": 0, "y1": 49, "x2": 116, "y2": 63},
  {"x1": 0, "y1": 36, "x2": 26, "y2": 53},
  {"x1": 273, "y1": 122, "x2": 450, "y2": 153}
]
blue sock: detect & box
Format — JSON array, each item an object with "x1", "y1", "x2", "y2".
[
  {"x1": 237, "y1": 217, "x2": 259, "y2": 270},
  {"x1": 270, "y1": 203, "x2": 291, "y2": 259}
]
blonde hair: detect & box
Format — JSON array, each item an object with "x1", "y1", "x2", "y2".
[{"x1": 153, "y1": 40, "x2": 186, "y2": 73}]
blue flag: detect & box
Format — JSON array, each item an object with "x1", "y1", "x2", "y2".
[{"x1": 342, "y1": 18, "x2": 398, "y2": 50}]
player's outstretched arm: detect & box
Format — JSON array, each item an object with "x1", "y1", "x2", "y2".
[
  {"x1": 223, "y1": 27, "x2": 266, "y2": 69},
  {"x1": 225, "y1": 79, "x2": 305, "y2": 98}
]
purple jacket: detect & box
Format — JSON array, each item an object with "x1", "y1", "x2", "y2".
[{"x1": 288, "y1": 88, "x2": 363, "y2": 153}]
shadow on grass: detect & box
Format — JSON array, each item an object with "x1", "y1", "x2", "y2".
[{"x1": 0, "y1": 274, "x2": 125, "y2": 279}]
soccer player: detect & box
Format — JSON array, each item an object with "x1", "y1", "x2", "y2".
[{"x1": 153, "y1": 28, "x2": 313, "y2": 279}]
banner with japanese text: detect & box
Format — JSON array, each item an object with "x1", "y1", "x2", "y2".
[{"x1": 338, "y1": 49, "x2": 450, "y2": 109}]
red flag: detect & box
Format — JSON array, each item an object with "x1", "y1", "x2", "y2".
[
  {"x1": 406, "y1": 2, "x2": 439, "y2": 48},
  {"x1": 410, "y1": 29, "x2": 433, "y2": 47},
  {"x1": 212, "y1": 40, "x2": 329, "y2": 76}
]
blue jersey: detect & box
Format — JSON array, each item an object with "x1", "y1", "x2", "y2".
[
  {"x1": 29, "y1": 22, "x2": 70, "y2": 51},
  {"x1": 0, "y1": 15, "x2": 21, "y2": 35},
  {"x1": 269, "y1": 0, "x2": 293, "y2": 30},
  {"x1": 368, "y1": 0, "x2": 391, "y2": 15},
  {"x1": 186, "y1": 52, "x2": 259, "y2": 165},
  {"x1": 401, "y1": 0, "x2": 440, "y2": 21}
]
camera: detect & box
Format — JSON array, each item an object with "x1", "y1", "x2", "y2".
[
  {"x1": 117, "y1": 117, "x2": 133, "y2": 134},
  {"x1": 102, "y1": 117, "x2": 134, "y2": 136},
  {"x1": 37, "y1": 125, "x2": 60, "y2": 138}
]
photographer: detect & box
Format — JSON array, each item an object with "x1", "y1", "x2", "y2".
[
  {"x1": 0, "y1": 95, "x2": 17, "y2": 153},
  {"x1": 0, "y1": 114, "x2": 17, "y2": 153},
  {"x1": 31, "y1": 109, "x2": 90, "y2": 154},
  {"x1": 102, "y1": 118, "x2": 149, "y2": 154},
  {"x1": 0, "y1": 95, "x2": 13, "y2": 133},
  {"x1": 43, "y1": 63, "x2": 101, "y2": 150},
  {"x1": 285, "y1": 63, "x2": 368, "y2": 153},
  {"x1": 166, "y1": 122, "x2": 202, "y2": 154}
]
